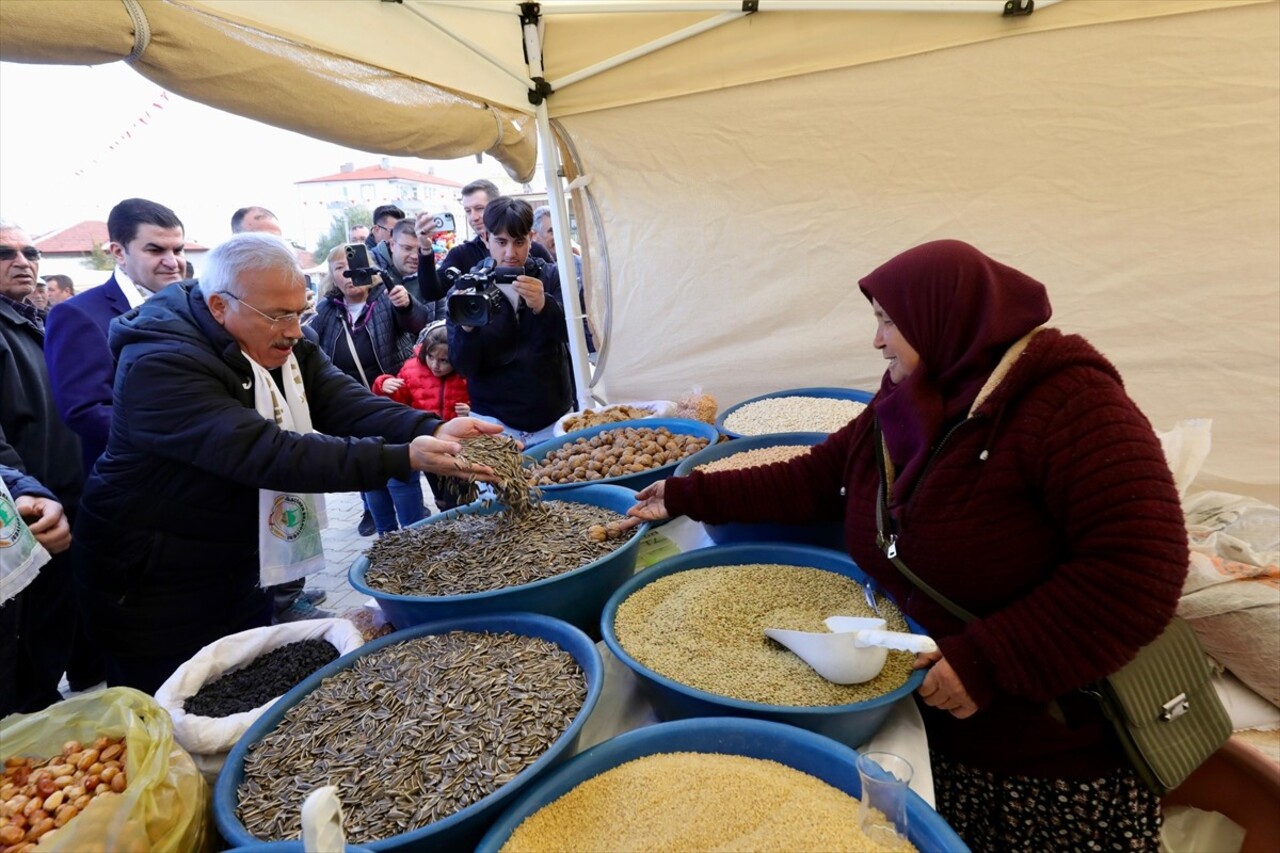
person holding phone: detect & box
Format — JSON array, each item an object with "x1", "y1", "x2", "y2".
[{"x1": 307, "y1": 244, "x2": 431, "y2": 537}]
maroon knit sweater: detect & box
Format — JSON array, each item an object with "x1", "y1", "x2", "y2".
[{"x1": 666, "y1": 329, "x2": 1188, "y2": 779}]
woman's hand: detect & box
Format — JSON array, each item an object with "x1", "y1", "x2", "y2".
[
  {"x1": 380, "y1": 377, "x2": 405, "y2": 396},
  {"x1": 387, "y1": 284, "x2": 411, "y2": 309},
  {"x1": 914, "y1": 651, "x2": 978, "y2": 719},
  {"x1": 513, "y1": 275, "x2": 546, "y2": 314},
  {"x1": 620, "y1": 480, "x2": 669, "y2": 530},
  {"x1": 15, "y1": 496, "x2": 71, "y2": 555}
]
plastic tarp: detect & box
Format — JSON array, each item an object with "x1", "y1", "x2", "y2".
[
  {"x1": 572, "y1": 2, "x2": 1280, "y2": 502},
  {"x1": 1, "y1": 0, "x2": 1275, "y2": 499}
]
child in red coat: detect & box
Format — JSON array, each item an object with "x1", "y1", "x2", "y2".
[{"x1": 374, "y1": 323, "x2": 471, "y2": 508}]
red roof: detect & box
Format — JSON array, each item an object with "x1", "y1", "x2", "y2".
[
  {"x1": 34, "y1": 220, "x2": 209, "y2": 253},
  {"x1": 295, "y1": 164, "x2": 465, "y2": 187}
]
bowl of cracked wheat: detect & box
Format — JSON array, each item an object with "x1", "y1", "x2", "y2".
[
  {"x1": 601, "y1": 542, "x2": 927, "y2": 748},
  {"x1": 475, "y1": 717, "x2": 968, "y2": 853}
]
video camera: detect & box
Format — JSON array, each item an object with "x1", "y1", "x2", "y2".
[
  {"x1": 342, "y1": 242, "x2": 380, "y2": 287},
  {"x1": 445, "y1": 257, "x2": 546, "y2": 326}
]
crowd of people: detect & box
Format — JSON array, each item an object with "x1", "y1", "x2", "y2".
[
  {"x1": 2, "y1": 187, "x2": 1190, "y2": 850},
  {"x1": 0, "y1": 181, "x2": 582, "y2": 706}
]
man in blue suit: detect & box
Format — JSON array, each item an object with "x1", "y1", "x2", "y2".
[{"x1": 46, "y1": 198, "x2": 187, "y2": 478}]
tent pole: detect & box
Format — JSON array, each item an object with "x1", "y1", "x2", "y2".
[{"x1": 524, "y1": 12, "x2": 594, "y2": 411}]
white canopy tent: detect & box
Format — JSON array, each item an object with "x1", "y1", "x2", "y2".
[{"x1": 2, "y1": 0, "x2": 1276, "y2": 500}]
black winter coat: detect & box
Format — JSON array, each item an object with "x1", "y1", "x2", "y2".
[{"x1": 74, "y1": 283, "x2": 442, "y2": 656}]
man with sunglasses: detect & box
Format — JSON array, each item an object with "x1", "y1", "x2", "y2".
[
  {"x1": 0, "y1": 219, "x2": 85, "y2": 712},
  {"x1": 365, "y1": 203, "x2": 405, "y2": 259},
  {"x1": 72, "y1": 232, "x2": 504, "y2": 693}
]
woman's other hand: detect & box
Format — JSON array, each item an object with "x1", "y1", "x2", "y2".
[
  {"x1": 915, "y1": 651, "x2": 978, "y2": 719},
  {"x1": 621, "y1": 480, "x2": 670, "y2": 530},
  {"x1": 15, "y1": 495, "x2": 71, "y2": 555}
]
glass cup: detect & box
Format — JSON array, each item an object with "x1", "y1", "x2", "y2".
[{"x1": 856, "y1": 751, "x2": 913, "y2": 849}]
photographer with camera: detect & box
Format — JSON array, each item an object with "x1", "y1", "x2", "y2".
[
  {"x1": 445, "y1": 197, "x2": 573, "y2": 447},
  {"x1": 307, "y1": 243, "x2": 431, "y2": 538}
]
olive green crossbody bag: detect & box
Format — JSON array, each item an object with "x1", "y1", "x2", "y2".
[{"x1": 872, "y1": 429, "x2": 1230, "y2": 795}]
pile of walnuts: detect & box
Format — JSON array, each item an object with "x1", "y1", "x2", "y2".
[{"x1": 532, "y1": 426, "x2": 711, "y2": 485}]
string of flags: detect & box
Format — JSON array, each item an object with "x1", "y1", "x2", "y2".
[{"x1": 72, "y1": 91, "x2": 171, "y2": 177}]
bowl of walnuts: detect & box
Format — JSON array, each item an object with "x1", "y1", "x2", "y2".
[{"x1": 525, "y1": 418, "x2": 719, "y2": 494}]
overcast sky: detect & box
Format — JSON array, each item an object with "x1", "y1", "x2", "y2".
[{"x1": 0, "y1": 61, "x2": 528, "y2": 249}]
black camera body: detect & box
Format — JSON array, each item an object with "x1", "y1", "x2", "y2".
[
  {"x1": 445, "y1": 257, "x2": 546, "y2": 327},
  {"x1": 343, "y1": 242, "x2": 379, "y2": 287}
]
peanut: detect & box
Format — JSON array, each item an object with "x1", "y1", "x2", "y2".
[
  {"x1": 53, "y1": 803, "x2": 78, "y2": 827},
  {"x1": 40, "y1": 791, "x2": 62, "y2": 813},
  {"x1": 110, "y1": 772, "x2": 127, "y2": 793},
  {"x1": 4, "y1": 795, "x2": 30, "y2": 815},
  {"x1": 23, "y1": 816, "x2": 54, "y2": 842},
  {"x1": 98, "y1": 766, "x2": 117, "y2": 784},
  {"x1": 75, "y1": 749, "x2": 99, "y2": 772},
  {"x1": 20, "y1": 798, "x2": 40, "y2": 818},
  {"x1": 71, "y1": 795, "x2": 90, "y2": 811},
  {"x1": 61, "y1": 741, "x2": 81, "y2": 757},
  {"x1": 87, "y1": 762, "x2": 103, "y2": 776},
  {"x1": 0, "y1": 824, "x2": 24, "y2": 845},
  {"x1": 51, "y1": 775, "x2": 74, "y2": 790},
  {"x1": 97, "y1": 744, "x2": 122, "y2": 763}
]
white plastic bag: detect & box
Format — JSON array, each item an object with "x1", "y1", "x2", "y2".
[
  {"x1": 154, "y1": 618, "x2": 364, "y2": 778},
  {"x1": 1156, "y1": 418, "x2": 1213, "y2": 499}
]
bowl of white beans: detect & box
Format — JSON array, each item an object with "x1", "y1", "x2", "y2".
[
  {"x1": 672, "y1": 432, "x2": 844, "y2": 548},
  {"x1": 716, "y1": 387, "x2": 874, "y2": 439}
]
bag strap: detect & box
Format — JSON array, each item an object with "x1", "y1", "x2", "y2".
[
  {"x1": 873, "y1": 422, "x2": 978, "y2": 624},
  {"x1": 341, "y1": 321, "x2": 372, "y2": 389}
]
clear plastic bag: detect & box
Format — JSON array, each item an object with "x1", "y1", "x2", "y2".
[{"x1": 0, "y1": 687, "x2": 209, "y2": 852}]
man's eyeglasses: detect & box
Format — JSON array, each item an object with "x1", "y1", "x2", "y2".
[
  {"x1": 222, "y1": 293, "x2": 303, "y2": 329},
  {"x1": 0, "y1": 246, "x2": 41, "y2": 262}
]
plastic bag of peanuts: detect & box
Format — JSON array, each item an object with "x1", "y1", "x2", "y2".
[
  {"x1": 0, "y1": 687, "x2": 209, "y2": 853},
  {"x1": 674, "y1": 388, "x2": 718, "y2": 424}
]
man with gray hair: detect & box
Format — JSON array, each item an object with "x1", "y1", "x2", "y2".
[{"x1": 72, "y1": 233, "x2": 503, "y2": 693}]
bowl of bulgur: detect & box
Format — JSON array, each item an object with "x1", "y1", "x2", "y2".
[
  {"x1": 476, "y1": 717, "x2": 968, "y2": 853},
  {"x1": 672, "y1": 431, "x2": 845, "y2": 547},
  {"x1": 600, "y1": 543, "x2": 927, "y2": 748},
  {"x1": 716, "y1": 386, "x2": 874, "y2": 439}
]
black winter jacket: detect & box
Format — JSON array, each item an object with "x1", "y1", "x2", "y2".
[
  {"x1": 447, "y1": 263, "x2": 572, "y2": 432},
  {"x1": 74, "y1": 283, "x2": 442, "y2": 655}
]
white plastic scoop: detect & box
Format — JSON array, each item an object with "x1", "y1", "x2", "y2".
[{"x1": 764, "y1": 616, "x2": 938, "y2": 684}]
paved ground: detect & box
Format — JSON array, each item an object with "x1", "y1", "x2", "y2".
[{"x1": 309, "y1": 483, "x2": 440, "y2": 616}]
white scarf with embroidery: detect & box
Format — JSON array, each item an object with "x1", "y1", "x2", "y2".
[{"x1": 246, "y1": 351, "x2": 329, "y2": 587}]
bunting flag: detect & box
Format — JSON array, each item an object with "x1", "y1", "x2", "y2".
[{"x1": 73, "y1": 91, "x2": 170, "y2": 177}]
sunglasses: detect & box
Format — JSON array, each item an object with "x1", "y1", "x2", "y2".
[{"x1": 0, "y1": 246, "x2": 41, "y2": 262}]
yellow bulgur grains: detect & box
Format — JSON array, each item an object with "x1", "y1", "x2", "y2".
[
  {"x1": 499, "y1": 751, "x2": 915, "y2": 853},
  {"x1": 613, "y1": 564, "x2": 914, "y2": 706}
]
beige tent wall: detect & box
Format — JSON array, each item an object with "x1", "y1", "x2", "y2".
[{"x1": 574, "y1": 3, "x2": 1279, "y2": 502}]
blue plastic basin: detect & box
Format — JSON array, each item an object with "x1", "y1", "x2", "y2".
[
  {"x1": 349, "y1": 484, "x2": 649, "y2": 638},
  {"x1": 601, "y1": 542, "x2": 926, "y2": 748},
  {"x1": 214, "y1": 613, "x2": 604, "y2": 852},
  {"x1": 476, "y1": 717, "x2": 968, "y2": 852},
  {"x1": 523, "y1": 417, "x2": 720, "y2": 494},
  {"x1": 716, "y1": 386, "x2": 874, "y2": 439},
  {"x1": 672, "y1": 431, "x2": 844, "y2": 548}
]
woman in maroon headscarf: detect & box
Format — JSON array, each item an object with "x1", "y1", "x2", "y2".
[{"x1": 626, "y1": 240, "x2": 1188, "y2": 851}]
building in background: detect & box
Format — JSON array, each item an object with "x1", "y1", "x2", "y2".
[
  {"x1": 33, "y1": 221, "x2": 210, "y2": 288},
  {"x1": 295, "y1": 158, "x2": 466, "y2": 248}
]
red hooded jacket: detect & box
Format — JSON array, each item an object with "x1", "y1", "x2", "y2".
[{"x1": 373, "y1": 346, "x2": 470, "y2": 420}]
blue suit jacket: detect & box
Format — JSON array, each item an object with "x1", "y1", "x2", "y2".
[{"x1": 45, "y1": 274, "x2": 132, "y2": 477}]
